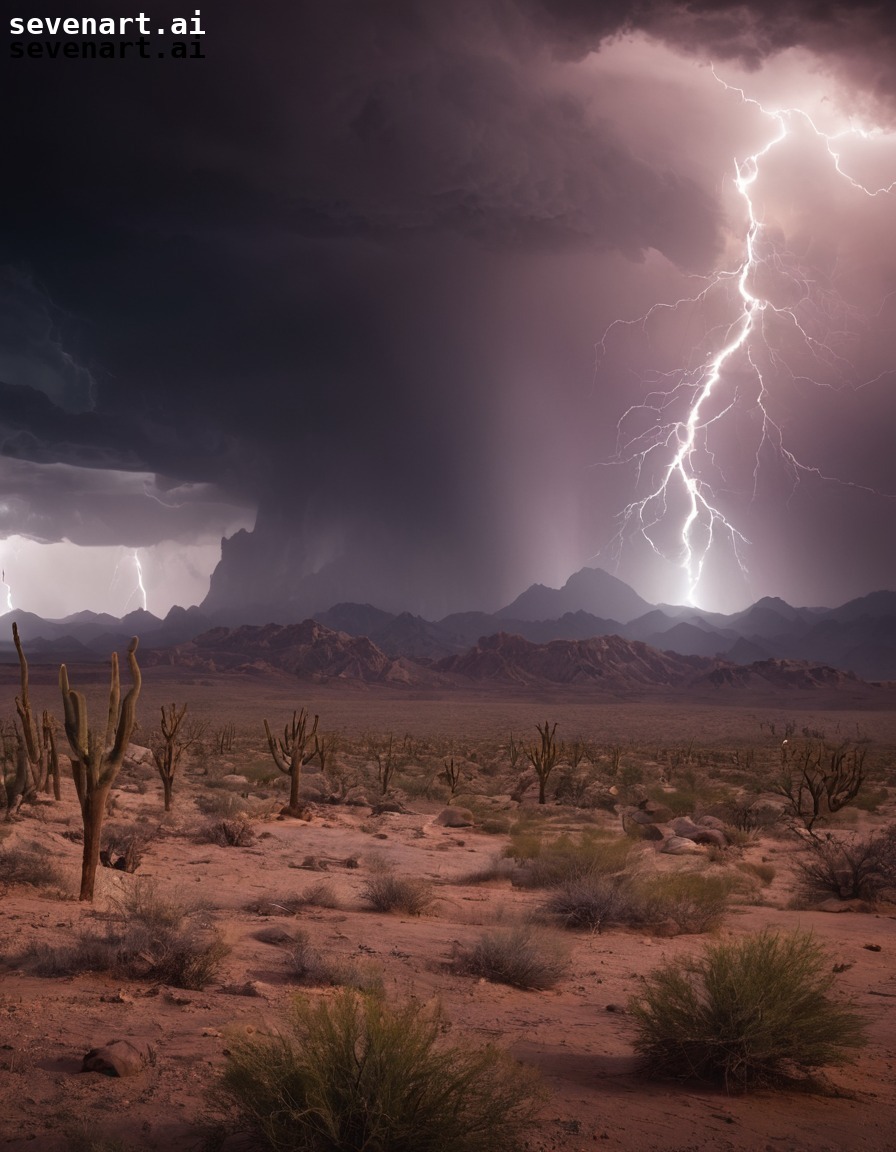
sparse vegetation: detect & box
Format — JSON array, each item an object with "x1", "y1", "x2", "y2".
[
  {"x1": 544, "y1": 870, "x2": 730, "y2": 935},
  {"x1": 453, "y1": 924, "x2": 569, "y2": 989},
  {"x1": 505, "y1": 828, "x2": 632, "y2": 887},
  {"x1": 198, "y1": 816, "x2": 256, "y2": 847},
  {"x1": 797, "y1": 828, "x2": 896, "y2": 901},
  {"x1": 361, "y1": 869, "x2": 434, "y2": 915},
  {"x1": 629, "y1": 929, "x2": 866, "y2": 1089},
  {"x1": 0, "y1": 844, "x2": 67, "y2": 892},
  {"x1": 247, "y1": 881, "x2": 341, "y2": 916},
  {"x1": 16, "y1": 880, "x2": 228, "y2": 989},
  {"x1": 772, "y1": 739, "x2": 867, "y2": 835},
  {"x1": 214, "y1": 990, "x2": 541, "y2": 1152}
]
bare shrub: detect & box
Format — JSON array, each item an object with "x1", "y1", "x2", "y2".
[
  {"x1": 798, "y1": 829, "x2": 896, "y2": 901},
  {"x1": 454, "y1": 925, "x2": 569, "y2": 990},
  {"x1": 545, "y1": 876, "x2": 625, "y2": 932},
  {"x1": 737, "y1": 861, "x2": 776, "y2": 886},
  {"x1": 0, "y1": 846, "x2": 67, "y2": 892},
  {"x1": 361, "y1": 871, "x2": 433, "y2": 915},
  {"x1": 214, "y1": 990, "x2": 542, "y2": 1151},
  {"x1": 301, "y1": 880, "x2": 340, "y2": 908},
  {"x1": 15, "y1": 880, "x2": 227, "y2": 989},
  {"x1": 246, "y1": 882, "x2": 340, "y2": 917},
  {"x1": 100, "y1": 821, "x2": 157, "y2": 873},
  {"x1": 198, "y1": 817, "x2": 255, "y2": 847},
  {"x1": 630, "y1": 930, "x2": 866, "y2": 1089},
  {"x1": 283, "y1": 931, "x2": 381, "y2": 992}
]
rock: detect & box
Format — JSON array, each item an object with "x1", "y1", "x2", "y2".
[
  {"x1": 641, "y1": 802, "x2": 674, "y2": 823},
  {"x1": 697, "y1": 815, "x2": 727, "y2": 832},
  {"x1": 222, "y1": 981, "x2": 268, "y2": 997},
  {"x1": 435, "y1": 807, "x2": 474, "y2": 828},
  {"x1": 124, "y1": 744, "x2": 153, "y2": 767},
  {"x1": 221, "y1": 774, "x2": 249, "y2": 786},
  {"x1": 370, "y1": 800, "x2": 408, "y2": 815},
  {"x1": 629, "y1": 809, "x2": 659, "y2": 825},
  {"x1": 691, "y1": 828, "x2": 728, "y2": 848},
  {"x1": 668, "y1": 817, "x2": 702, "y2": 839},
  {"x1": 82, "y1": 1039, "x2": 151, "y2": 1077},
  {"x1": 622, "y1": 811, "x2": 663, "y2": 840},
  {"x1": 661, "y1": 835, "x2": 704, "y2": 855},
  {"x1": 254, "y1": 926, "x2": 296, "y2": 945},
  {"x1": 627, "y1": 821, "x2": 663, "y2": 841}
]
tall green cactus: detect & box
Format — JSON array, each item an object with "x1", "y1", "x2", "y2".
[{"x1": 60, "y1": 637, "x2": 141, "y2": 901}]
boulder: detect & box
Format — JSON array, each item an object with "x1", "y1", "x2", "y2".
[
  {"x1": 661, "y1": 835, "x2": 703, "y2": 856},
  {"x1": 82, "y1": 1039, "x2": 151, "y2": 1077},
  {"x1": 641, "y1": 802, "x2": 675, "y2": 823},
  {"x1": 435, "y1": 807, "x2": 474, "y2": 828},
  {"x1": 691, "y1": 828, "x2": 728, "y2": 848},
  {"x1": 668, "y1": 817, "x2": 702, "y2": 839},
  {"x1": 697, "y1": 815, "x2": 728, "y2": 832}
]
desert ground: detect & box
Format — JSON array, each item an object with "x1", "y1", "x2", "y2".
[{"x1": 1, "y1": 664, "x2": 895, "y2": 1151}]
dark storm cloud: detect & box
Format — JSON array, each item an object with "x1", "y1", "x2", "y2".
[
  {"x1": 0, "y1": 456, "x2": 248, "y2": 547},
  {"x1": 2, "y1": 0, "x2": 895, "y2": 613}
]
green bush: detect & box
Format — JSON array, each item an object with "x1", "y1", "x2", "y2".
[
  {"x1": 454, "y1": 925, "x2": 569, "y2": 990},
  {"x1": 629, "y1": 929, "x2": 866, "y2": 1089},
  {"x1": 545, "y1": 871, "x2": 730, "y2": 936},
  {"x1": 505, "y1": 830, "x2": 631, "y2": 888},
  {"x1": 214, "y1": 990, "x2": 541, "y2": 1151},
  {"x1": 626, "y1": 873, "x2": 730, "y2": 934}
]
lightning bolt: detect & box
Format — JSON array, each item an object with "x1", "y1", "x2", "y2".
[
  {"x1": 110, "y1": 548, "x2": 149, "y2": 613},
  {"x1": 597, "y1": 71, "x2": 896, "y2": 607},
  {"x1": 132, "y1": 549, "x2": 148, "y2": 612},
  {"x1": 1, "y1": 567, "x2": 12, "y2": 613}
]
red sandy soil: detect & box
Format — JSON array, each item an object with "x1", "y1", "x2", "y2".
[{"x1": 1, "y1": 668, "x2": 895, "y2": 1151}]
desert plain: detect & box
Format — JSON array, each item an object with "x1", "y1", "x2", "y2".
[{"x1": 1, "y1": 663, "x2": 895, "y2": 1152}]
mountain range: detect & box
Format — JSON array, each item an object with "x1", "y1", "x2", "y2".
[{"x1": 1, "y1": 567, "x2": 894, "y2": 683}]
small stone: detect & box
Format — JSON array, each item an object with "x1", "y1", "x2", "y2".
[{"x1": 864, "y1": 943, "x2": 882, "y2": 952}]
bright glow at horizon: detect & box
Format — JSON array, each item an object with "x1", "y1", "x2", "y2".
[
  {"x1": 598, "y1": 66, "x2": 896, "y2": 610},
  {"x1": 0, "y1": 536, "x2": 228, "y2": 619}
]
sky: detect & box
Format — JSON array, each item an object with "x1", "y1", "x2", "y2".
[{"x1": 2, "y1": 0, "x2": 896, "y2": 619}]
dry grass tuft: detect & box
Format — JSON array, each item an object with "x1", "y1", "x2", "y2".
[{"x1": 453, "y1": 924, "x2": 569, "y2": 990}]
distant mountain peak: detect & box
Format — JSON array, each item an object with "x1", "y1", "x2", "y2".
[{"x1": 497, "y1": 566, "x2": 651, "y2": 624}]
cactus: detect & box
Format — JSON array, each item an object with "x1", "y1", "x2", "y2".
[
  {"x1": 60, "y1": 637, "x2": 141, "y2": 901},
  {"x1": 150, "y1": 702, "x2": 192, "y2": 811},
  {"x1": 528, "y1": 720, "x2": 560, "y2": 805},
  {"x1": 12, "y1": 623, "x2": 59, "y2": 798},
  {"x1": 264, "y1": 708, "x2": 319, "y2": 815}
]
